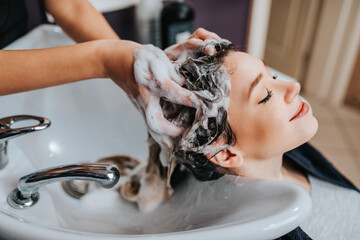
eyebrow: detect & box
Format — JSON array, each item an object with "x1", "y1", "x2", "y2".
[{"x1": 248, "y1": 73, "x2": 263, "y2": 99}]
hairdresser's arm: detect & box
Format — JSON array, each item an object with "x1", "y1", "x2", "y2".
[
  {"x1": 44, "y1": 0, "x2": 119, "y2": 42},
  {"x1": 0, "y1": 40, "x2": 196, "y2": 136},
  {"x1": 0, "y1": 40, "x2": 138, "y2": 96}
]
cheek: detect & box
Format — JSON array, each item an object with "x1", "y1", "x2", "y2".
[
  {"x1": 253, "y1": 113, "x2": 288, "y2": 148},
  {"x1": 234, "y1": 110, "x2": 288, "y2": 157},
  {"x1": 252, "y1": 107, "x2": 286, "y2": 138}
]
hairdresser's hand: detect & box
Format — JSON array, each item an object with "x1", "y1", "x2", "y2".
[
  {"x1": 165, "y1": 28, "x2": 220, "y2": 61},
  {"x1": 188, "y1": 27, "x2": 220, "y2": 41},
  {"x1": 133, "y1": 44, "x2": 201, "y2": 138},
  {"x1": 102, "y1": 40, "x2": 199, "y2": 138}
]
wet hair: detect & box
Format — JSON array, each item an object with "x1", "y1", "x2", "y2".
[{"x1": 161, "y1": 40, "x2": 237, "y2": 181}]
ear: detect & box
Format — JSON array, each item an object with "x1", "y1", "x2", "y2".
[{"x1": 207, "y1": 147, "x2": 243, "y2": 168}]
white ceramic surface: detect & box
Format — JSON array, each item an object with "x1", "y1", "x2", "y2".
[{"x1": 0, "y1": 25, "x2": 312, "y2": 240}]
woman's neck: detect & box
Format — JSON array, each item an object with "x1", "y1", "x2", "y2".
[
  {"x1": 232, "y1": 154, "x2": 311, "y2": 195},
  {"x1": 233, "y1": 154, "x2": 285, "y2": 180},
  {"x1": 282, "y1": 160, "x2": 311, "y2": 195}
]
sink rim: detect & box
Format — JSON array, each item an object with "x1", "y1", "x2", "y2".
[{"x1": 0, "y1": 175, "x2": 311, "y2": 240}]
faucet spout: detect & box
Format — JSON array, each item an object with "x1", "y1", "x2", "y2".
[{"x1": 8, "y1": 163, "x2": 120, "y2": 209}]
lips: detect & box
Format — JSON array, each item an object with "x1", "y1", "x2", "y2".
[{"x1": 290, "y1": 101, "x2": 310, "y2": 121}]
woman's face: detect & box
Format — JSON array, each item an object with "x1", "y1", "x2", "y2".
[{"x1": 223, "y1": 52, "x2": 318, "y2": 159}]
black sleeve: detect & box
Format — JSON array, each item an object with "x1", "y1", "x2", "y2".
[{"x1": 0, "y1": 0, "x2": 27, "y2": 49}]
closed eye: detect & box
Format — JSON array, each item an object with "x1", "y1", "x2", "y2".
[{"x1": 258, "y1": 88, "x2": 273, "y2": 104}]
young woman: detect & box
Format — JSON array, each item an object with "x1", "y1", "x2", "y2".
[
  {"x1": 104, "y1": 33, "x2": 359, "y2": 239},
  {"x1": 163, "y1": 38, "x2": 360, "y2": 240}
]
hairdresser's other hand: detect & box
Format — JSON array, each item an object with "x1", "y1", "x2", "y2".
[
  {"x1": 188, "y1": 27, "x2": 220, "y2": 41},
  {"x1": 165, "y1": 28, "x2": 220, "y2": 61}
]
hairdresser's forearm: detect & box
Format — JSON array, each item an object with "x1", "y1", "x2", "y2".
[
  {"x1": 0, "y1": 41, "x2": 106, "y2": 96},
  {"x1": 44, "y1": 0, "x2": 120, "y2": 42},
  {"x1": 101, "y1": 40, "x2": 141, "y2": 98}
]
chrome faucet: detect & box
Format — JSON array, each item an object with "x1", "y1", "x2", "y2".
[
  {"x1": 0, "y1": 115, "x2": 51, "y2": 169},
  {"x1": 8, "y1": 163, "x2": 120, "y2": 209}
]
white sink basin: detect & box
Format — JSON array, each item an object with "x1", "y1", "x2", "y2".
[{"x1": 0, "y1": 25, "x2": 311, "y2": 240}]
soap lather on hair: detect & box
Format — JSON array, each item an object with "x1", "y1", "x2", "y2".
[
  {"x1": 115, "y1": 39, "x2": 235, "y2": 212},
  {"x1": 134, "y1": 39, "x2": 232, "y2": 158}
]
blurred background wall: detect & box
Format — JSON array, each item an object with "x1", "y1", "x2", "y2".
[
  {"x1": 24, "y1": 0, "x2": 360, "y2": 109},
  {"x1": 253, "y1": 0, "x2": 360, "y2": 188},
  {"x1": 25, "y1": 0, "x2": 251, "y2": 50}
]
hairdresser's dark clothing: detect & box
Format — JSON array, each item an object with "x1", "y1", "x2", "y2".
[
  {"x1": 0, "y1": 0, "x2": 27, "y2": 49},
  {"x1": 274, "y1": 143, "x2": 359, "y2": 240}
]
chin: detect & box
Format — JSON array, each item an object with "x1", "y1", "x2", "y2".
[
  {"x1": 304, "y1": 114, "x2": 318, "y2": 141},
  {"x1": 296, "y1": 114, "x2": 319, "y2": 146},
  {"x1": 285, "y1": 114, "x2": 318, "y2": 153}
]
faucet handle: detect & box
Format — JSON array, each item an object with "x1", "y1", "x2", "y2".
[
  {"x1": 0, "y1": 115, "x2": 51, "y2": 143},
  {"x1": 0, "y1": 115, "x2": 51, "y2": 169}
]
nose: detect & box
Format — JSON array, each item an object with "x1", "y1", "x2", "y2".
[{"x1": 283, "y1": 81, "x2": 300, "y2": 103}]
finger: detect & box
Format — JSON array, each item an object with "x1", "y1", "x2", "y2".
[
  {"x1": 135, "y1": 45, "x2": 184, "y2": 87},
  {"x1": 159, "y1": 78, "x2": 200, "y2": 108},
  {"x1": 184, "y1": 38, "x2": 204, "y2": 49},
  {"x1": 164, "y1": 43, "x2": 181, "y2": 59},
  {"x1": 134, "y1": 59, "x2": 152, "y2": 86},
  {"x1": 164, "y1": 38, "x2": 203, "y2": 61},
  {"x1": 137, "y1": 44, "x2": 184, "y2": 85},
  {"x1": 145, "y1": 95, "x2": 184, "y2": 137},
  {"x1": 164, "y1": 51, "x2": 177, "y2": 61},
  {"x1": 146, "y1": 55, "x2": 200, "y2": 108},
  {"x1": 189, "y1": 28, "x2": 220, "y2": 40},
  {"x1": 149, "y1": 54, "x2": 185, "y2": 86},
  {"x1": 138, "y1": 86, "x2": 152, "y2": 104},
  {"x1": 148, "y1": 66, "x2": 198, "y2": 108},
  {"x1": 204, "y1": 45, "x2": 216, "y2": 55},
  {"x1": 136, "y1": 45, "x2": 200, "y2": 108},
  {"x1": 175, "y1": 38, "x2": 203, "y2": 50},
  {"x1": 134, "y1": 47, "x2": 156, "y2": 86}
]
